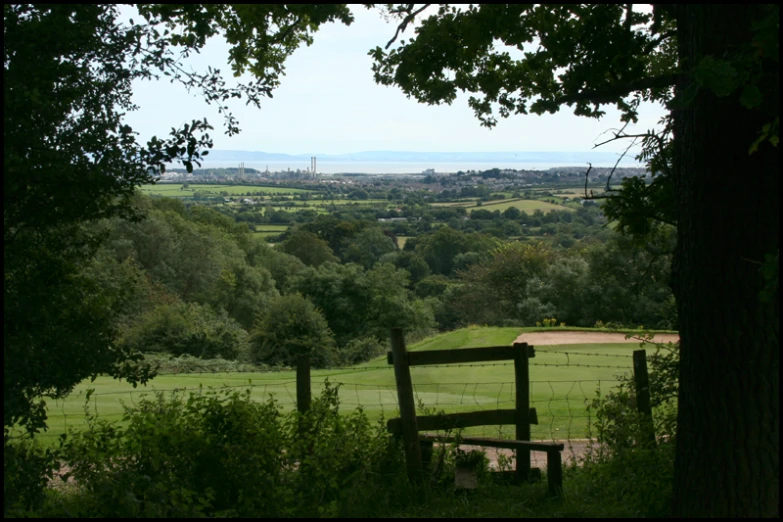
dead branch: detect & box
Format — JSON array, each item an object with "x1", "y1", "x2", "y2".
[
  {"x1": 583, "y1": 163, "x2": 593, "y2": 199},
  {"x1": 605, "y1": 137, "x2": 640, "y2": 192}
]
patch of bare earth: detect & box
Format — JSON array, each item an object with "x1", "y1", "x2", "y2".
[{"x1": 458, "y1": 440, "x2": 592, "y2": 471}]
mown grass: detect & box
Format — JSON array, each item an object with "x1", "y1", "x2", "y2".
[{"x1": 33, "y1": 327, "x2": 675, "y2": 447}]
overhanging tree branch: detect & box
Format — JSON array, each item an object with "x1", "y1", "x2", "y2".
[
  {"x1": 555, "y1": 74, "x2": 678, "y2": 106},
  {"x1": 385, "y1": 4, "x2": 432, "y2": 49}
]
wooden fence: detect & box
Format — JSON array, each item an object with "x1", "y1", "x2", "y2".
[{"x1": 292, "y1": 331, "x2": 656, "y2": 497}]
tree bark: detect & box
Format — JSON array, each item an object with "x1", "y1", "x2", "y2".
[{"x1": 672, "y1": 5, "x2": 779, "y2": 517}]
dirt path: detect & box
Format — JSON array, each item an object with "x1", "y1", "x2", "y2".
[
  {"x1": 514, "y1": 330, "x2": 679, "y2": 346},
  {"x1": 457, "y1": 440, "x2": 591, "y2": 471}
]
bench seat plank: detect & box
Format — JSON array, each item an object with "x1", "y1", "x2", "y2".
[{"x1": 418, "y1": 433, "x2": 564, "y2": 452}]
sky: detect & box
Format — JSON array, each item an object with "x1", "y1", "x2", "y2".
[{"x1": 124, "y1": 6, "x2": 667, "y2": 158}]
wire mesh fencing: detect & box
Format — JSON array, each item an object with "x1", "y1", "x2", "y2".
[{"x1": 35, "y1": 344, "x2": 636, "y2": 452}]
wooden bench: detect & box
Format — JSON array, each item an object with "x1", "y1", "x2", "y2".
[{"x1": 417, "y1": 434, "x2": 564, "y2": 496}]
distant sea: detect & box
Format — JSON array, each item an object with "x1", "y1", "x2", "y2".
[{"x1": 189, "y1": 160, "x2": 640, "y2": 175}]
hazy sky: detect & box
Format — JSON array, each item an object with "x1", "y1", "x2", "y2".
[{"x1": 125, "y1": 6, "x2": 667, "y2": 157}]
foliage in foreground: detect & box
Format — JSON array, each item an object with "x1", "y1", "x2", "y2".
[
  {"x1": 5, "y1": 338, "x2": 681, "y2": 518},
  {"x1": 6, "y1": 384, "x2": 411, "y2": 518}
]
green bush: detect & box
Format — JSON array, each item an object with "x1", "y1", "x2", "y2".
[
  {"x1": 3, "y1": 433, "x2": 58, "y2": 517},
  {"x1": 249, "y1": 294, "x2": 338, "y2": 368},
  {"x1": 53, "y1": 383, "x2": 408, "y2": 518},
  {"x1": 588, "y1": 338, "x2": 679, "y2": 450},
  {"x1": 565, "y1": 444, "x2": 675, "y2": 518},
  {"x1": 60, "y1": 389, "x2": 287, "y2": 517},
  {"x1": 339, "y1": 336, "x2": 385, "y2": 366},
  {"x1": 144, "y1": 353, "x2": 271, "y2": 374},
  {"x1": 288, "y1": 382, "x2": 409, "y2": 517},
  {"x1": 121, "y1": 302, "x2": 249, "y2": 360},
  {"x1": 572, "y1": 336, "x2": 680, "y2": 517}
]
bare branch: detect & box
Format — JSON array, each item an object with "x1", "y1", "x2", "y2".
[
  {"x1": 605, "y1": 137, "x2": 640, "y2": 192},
  {"x1": 385, "y1": 4, "x2": 432, "y2": 49},
  {"x1": 583, "y1": 163, "x2": 593, "y2": 199},
  {"x1": 589, "y1": 121, "x2": 638, "y2": 195}
]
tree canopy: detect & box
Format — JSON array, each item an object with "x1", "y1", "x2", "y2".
[
  {"x1": 3, "y1": 4, "x2": 354, "y2": 433},
  {"x1": 371, "y1": 4, "x2": 778, "y2": 517}
]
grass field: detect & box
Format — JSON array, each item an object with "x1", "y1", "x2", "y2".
[
  {"x1": 253, "y1": 224, "x2": 289, "y2": 232},
  {"x1": 466, "y1": 199, "x2": 571, "y2": 213},
  {"x1": 32, "y1": 327, "x2": 676, "y2": 446},
  {"x1": 552, "y1": 188, "x2": 589, "y2": 196},
  {"x1": 309, "y1": 198, "x2": 391, "y2": 206},
  {"x1": 253, "y1": 231, "x2": 285, "y2": 239},
  {"x1": 432, "y1": 198, "x2": 568, "y2": 214},
  {"x1": 140, "y1": 183, "x2": 315, "y2": 197}
]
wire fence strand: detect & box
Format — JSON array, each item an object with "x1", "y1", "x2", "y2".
[{"x1": 35, "y1": 349, "x2": 634, "y2": 444}]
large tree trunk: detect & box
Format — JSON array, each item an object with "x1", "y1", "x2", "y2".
[{"x1": 671, "y1": 5, "x2": 779, "y2": 517}]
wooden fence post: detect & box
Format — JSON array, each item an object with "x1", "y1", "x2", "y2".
[
  {"x1": 296, "y1": 354, "x2": 311, "y2": 414},
  {"x1": 546, "y1": 449, "x2": 563, "y2": 497},
  {"x1": 514, "y1": 342, "x2": 531, "y2": 482},
  {"x1": 390, "y1": 328, "x2": 423, "y2": 483},
  {"x1": 632, "y1": 349, "x2": 656, "y2": 447}
]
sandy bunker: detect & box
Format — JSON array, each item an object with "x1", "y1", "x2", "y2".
[{"x1": 514, "y1": 330, "x2": 679, "y2": 346}]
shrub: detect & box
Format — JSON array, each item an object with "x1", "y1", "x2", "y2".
[
  {"x1": 122, "y1": 302, "x2": 249, "y2": 360},
  {"x1": 572, "y1": 336, "x2": 680, "y2": 517},
  {"x1": 3, "y1": 433, "x2": 58, "y2": 517},
  {"x1": 61, "y1": 389, "x2": 288, "y2": 517},
  {"x1": 56, "y1": 383, "x2": 408, "y2": 518},
  {"x1": 566, "y1": 442, "x2": 675, "y2": 518},
  {"x1": 588, "y1": 337, "x2": 679, "y2": 450},
  {"x1": 288, "y1": 382, "x2": 409, "y2": 517},
  {"x1": 339, "y1": 336, "x2": 385, "y2": 365},
  {"x1": 144, "y1": 353, "x2": 270, "y2": 374},
  {"x1": 249, "y1": 294, "x2": 338, "y2": 368}
]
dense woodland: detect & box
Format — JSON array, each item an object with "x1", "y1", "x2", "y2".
[{"x1": 94, "y1": 188, "x2": 675, "y2": 369}]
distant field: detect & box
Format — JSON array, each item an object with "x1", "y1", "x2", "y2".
[
  {"x1": 431, "y1": 198, "x2": 567, "y2": 214},
  {"x1": 466, "y1": 199, "x2": 570, "y2": 213},
  {"x1": 254, "y1": 231, "x2": 284, "y2": 239},
  {"x1": 308, "y1": 199, "x2": 393, "y2": 207},
  {"x1": 254, "y1": 224, "x2": 289, "y2": 232},
  {"x1": 140, "y1": 183, "x2": 315, "y2": 197},
  {"x1": 396, "y1": 236, "x2": 410, "y2": 249},
  {"x1": 30, "y1": 326, "x2": 678, "y2": 445},
  {"x1": 552, "y1": 188, "x2": 589, "y2": 196},
  {"x1": 430, "y1": 199, "x2": 479, "y2": 207}
]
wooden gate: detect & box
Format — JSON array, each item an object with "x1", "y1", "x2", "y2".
[{"x1": 386, "y1": 327, "x2": 564, "y2": 495}]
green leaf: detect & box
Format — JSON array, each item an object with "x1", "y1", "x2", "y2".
[
  {"x1": 739, "y1": 84, "x2": 763, "y2": 108},
  {"x1": 694, "y1": 56, "x2": 738, "y2": 97}
]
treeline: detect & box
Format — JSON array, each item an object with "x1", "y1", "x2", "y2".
[
  {"x1": 89, "y1": 194, "x2": 675, "y2": 370},
  {"x1": 231, "y1": 198, "x2": 610, "y2": 248}
]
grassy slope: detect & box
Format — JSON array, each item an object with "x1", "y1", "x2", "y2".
[{"x1": 34, "y1": 327, "x2": 677, "y2": 446}]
